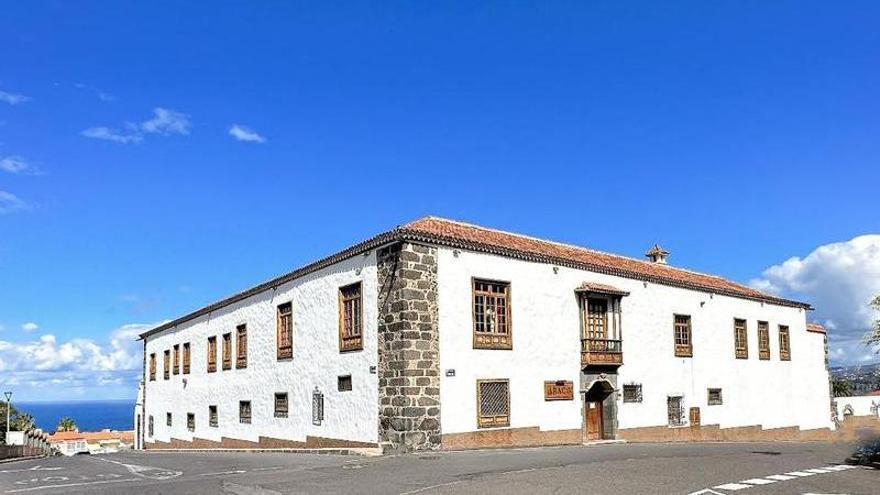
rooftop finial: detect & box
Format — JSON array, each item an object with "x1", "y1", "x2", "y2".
[{"x1": 645, "y1": 244, "x2": 669, "y2": 264}]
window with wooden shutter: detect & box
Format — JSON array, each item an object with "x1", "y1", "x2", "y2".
[
  {"x1": 239, "y1": 401, "x2": 252, "y2": 424},
  {"x1": 166, "y1": 413, "x2": 172, "y2": 427},
  {"x1": 673, "y1": 315, "x2": 692, "y2": 357},
  {"x1": 277, "y1": 302, "x2": 293, "y2": 359},
  {"x1": 338, "y1": 375, "x2": 352, "y2": 392},
  {"x1": 689, "y1": 407, "x2": 701, "y2": 426},
  {"x1": 149, "y1": 353, "x2": 156, "y2": 381},
  {"x1": 172, "y1": 344, "x2": 180, "y2": 375},
  {"x1": 187, "y1": 413, "x2": 195, "y2": 431},
  {"x1": 339, "y1": 283, "x2": 363, "y2": 352},
  {"x1": 708, "y1": 388, "x2": 723, "y2": 405},
  {"x1": 207, "y1": 336, "x2": 217, "y2": 373},
  {"x1": 758, "y1": 321, "x2": 770, "y2": 360},
  {"x1": 477, "y1": 379, "x2": 510, "y2": 428},
  {"x1": 236, "y1": 324, "x2": 247, "y2": 369},
  {"x1": 209, "y1": 406, "x2": 218, "y2": 427},
  {"x1": 473, "y1": 279, "x2": 512, "y2": 350},
  {"x1": 779, "y1": 325, "x2": 791, "y2": 361},
  {"x1": 667, "y1": 396, "x2": 684, "y2": 426},
  {"x1": 182, "y1": 342, "x2": 191, "y2": 374},
  {"x1": 586, "y1": 298, "x2": 608, "y2": 340},
  {"x1": 163, "y1": 350, "x2": 170, "y2": 380},
  {"x1": 734, "y1": 319, "x2": 748, "y2": 359},
  {"x1": 274, "y1": 393, "x2": 288, "y2": 418},
  {"x1": 222, "y1": 332, "x2": 232, "y2": 370}
]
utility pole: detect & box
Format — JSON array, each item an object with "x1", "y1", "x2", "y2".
[{"x1": 3, "y1": 392, "x2": 11, "y2": 445}]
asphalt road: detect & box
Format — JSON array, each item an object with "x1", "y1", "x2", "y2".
[{"x1": 0, "y1": 442, "x2": 875, "y2": 494}]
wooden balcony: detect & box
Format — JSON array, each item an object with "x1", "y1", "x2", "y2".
[{"x1": 581, "y1": 338, "x2": 623, "y2": 367}]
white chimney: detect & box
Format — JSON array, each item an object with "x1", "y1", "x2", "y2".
[{"x1": 645, "y1": 244, "x2": 669, "y2": 264}]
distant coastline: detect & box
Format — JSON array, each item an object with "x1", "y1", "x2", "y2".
[{"x1": 17, "y1": 400, "x2": 134, "y2": 432}]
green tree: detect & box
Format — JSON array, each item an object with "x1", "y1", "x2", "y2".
[
  {"x1": 832, "y1": 379, "x2": 853, "y2": 397},
  {"x1": 10, "y1": 413, "x2": 35, "y2": 432},
  {"x1": 867, "y1": 295, "x2": 880, "y2": 348},
  {"x1": 56, "y1": 417, "x2": 78, "y2": 432}
]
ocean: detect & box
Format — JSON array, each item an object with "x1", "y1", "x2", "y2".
[{"x1": 16, "y1": 400, "x2": 135, "y2": 432}]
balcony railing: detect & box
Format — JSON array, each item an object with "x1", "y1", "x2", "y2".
[{"x1": 581, "y1": 338, "x2": 623, "y2": 366}]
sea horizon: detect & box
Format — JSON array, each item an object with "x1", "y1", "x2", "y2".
[{"x1": 17, "y1": 399, "x2": 135, "y2": 433}]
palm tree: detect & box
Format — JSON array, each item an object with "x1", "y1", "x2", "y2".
[
  {"x1": 10, "y1": 412, "x2": 36, "y2": 432},
  {"x1": 56, "y1": 417, "x2": 78, "y2": 432},
  {"x1": 832, "y1": 379, "x2": 853, "y2": 398}
]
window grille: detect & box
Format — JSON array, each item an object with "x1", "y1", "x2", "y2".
[
  {"x1": 277, "y1": 302, "x2": 293, "y2": 359},
  {"x1": 187, "y1": 413, "x2": 195, "y2": 431},
  {"x1": 239, "y1": 401, "x2": 251, "y2": 424},
  {"x1": 667, "y1": 396, "x2": 684, "y2": 426},
  {"x1": 674, "y1": 315, "x2": 692, "y2": 357},
  {"x1": 222, "y1": 333, "x2": 232, "y2": 370},
  {"x1": 166, "y1": 413, "x2": 172, "y2": 426},
  {"x1": 623, "y1": 384, "x2": 643, "y2": 403},
  {"x1": 758, "y1": 321, "x2": 770, "y2": 360},
  {"x1": 779, "y1": 325, "x2": 791, "y2": 361},
  {"x1": 236, "y1": 324, "x2": 248, "y2": 368},
  {"x1": 274, "y1": 393, "x2": 288, "y2": 418},
  {"x1": 473, "y1": 279, "x2": 512, "y2": 349},
  {"x1": 182, "y1": 342, "x2": 191, "y2": 374},
  {"x1": 173, "y1": 344, "x2": 180, "y2": 375},
  {"x1": 477, "y1": 379, "x2": 510, "y2": 428},
  {"x1": 338, "y1": 375, "x2": 352, "y2": 392},
  {"x1": 209, "y1": 406, "x2": 218, "y2": 427},
  {"x1": 734, "y1": 319, "x2": 748, "y2": 359},
  {"x1": 312, "y1": 387, "x2": 324, "y2": 426},
  {"x1": 339, "y1": 283, "x2": 363, "y2": 352},
  {"x1": 207, "y1": 336, "x2": 217, "y2": 372},
  {"x1": 708, "y1": 388, "x2": 723, "y2": 405},
  {"x1": 586, "y1": 298, "x2": 608, "y2": 340}
]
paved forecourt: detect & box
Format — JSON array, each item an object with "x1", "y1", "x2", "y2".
[{"x1": 0, "y1": 442, "x2": 874, "y2": 494}]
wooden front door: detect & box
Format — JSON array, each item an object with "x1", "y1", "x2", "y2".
[{"x1": 586, "y1": 400, "x2": 604, "y2": 441}]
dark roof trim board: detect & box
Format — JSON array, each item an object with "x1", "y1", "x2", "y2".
[{"x1": 140, "y1": 219, "x2": 811, "y2": 340}]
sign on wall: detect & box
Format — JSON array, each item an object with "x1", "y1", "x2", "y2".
[{"x1": 544, "y1": 380, "x2": 574, "y2": 401}]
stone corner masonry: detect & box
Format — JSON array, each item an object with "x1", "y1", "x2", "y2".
[{"x1": 377, "y1": 241, "x2": 441, "y2": 452}]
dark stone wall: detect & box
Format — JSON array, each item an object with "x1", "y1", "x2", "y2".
[{"x1": 377, "y1": 242, "x2": 440, "y2": 452}]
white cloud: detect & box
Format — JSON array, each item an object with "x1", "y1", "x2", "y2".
[
  {"x1": 81, "y1": 126, "x2": 142, "y2": 144},
  {"x1": 228, "y1": 124, "x2": 266, "y2": 143},
  {"x1": 0, "y1": 155, "x2": 41, "y2": 175},
  {"x1": 0, "y1": 191, "x2": 27, "y2": 214},
  {"x1": 82, "y1": 107, "x2": 190, "y2": 144},
  {"x1": 0, "y1": 90, "x2": 30, "y2": 105},
  {"x1": 140, "y1": 108, "x2": 191, "y2": 135},
  {"x1": 21, "y1": 322, "x2": 38, "y2": 332},
  {"x1": 750, "y1": 235, "x2": 880, "y2": 365}
]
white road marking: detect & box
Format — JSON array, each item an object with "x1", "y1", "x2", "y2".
[
  {"x1": 92, "y1": 457, "x2": 182, "y2": 480},
  {"x1": 0, "y1": 466, "x2": 63, "y2": 474},
  {"x1": 198, "y1": 470, "x2": 248, "y2": 477},
  {"x1": 4, "y1": 477, "x2": 139, "y2": 493},
  {"x1": 765, "y1": 474, "x2": 796, "y2": 481},
  {"x1": 251, "y1": 466, "x2": 283, "y2": 472},
  {"x1": 713, "y1": 483, "x2": 752, "y2": 490},
  {"x1": 786, "y1": 471, "x2": 816, "y2": 477},
  {"x1": 741, "y1": 478, "x2": 776, "y2": 485},
  {"x1": 804, "y1": 468, "x2": 832, "y2": 474},
  {"x1": 220, "y1": 481, "x2": 282, "y2": 495},
  {"x1": 688, "y1": 490, "x2": 726, "y2": 495}
]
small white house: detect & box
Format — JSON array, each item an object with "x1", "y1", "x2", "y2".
[{"x1": 135, "y1": 217, "x2": 834, "y2": 452}]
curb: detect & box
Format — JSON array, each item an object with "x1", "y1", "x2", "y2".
[
  {"x1": 141, "y1": 447, "x2": 383, "y2": 457},
  {"x1": 0, "y1": 455, "x2": 47, "y2": 464}
]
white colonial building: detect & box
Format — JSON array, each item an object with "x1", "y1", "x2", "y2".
[{"x1": 135, "y1": 217, "x2": 834, "y2": 452}]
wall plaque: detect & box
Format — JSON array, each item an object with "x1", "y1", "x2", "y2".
[{"x1": 544, "y1": 380, "x2": 574, "y2": 401}]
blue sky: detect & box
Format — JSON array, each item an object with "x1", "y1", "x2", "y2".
[{"x1": 1, "y1": 2, "x2": 879, "y2": 400}]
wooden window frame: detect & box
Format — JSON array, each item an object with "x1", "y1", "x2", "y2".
[
  {"x1": 339, "y1": 282, "x2": 364, "y2": 352},
  {"x1": 207, "y1": 336, "x2": 217, "y2": 373},
  {"x1": 477, "y1": 379, "x2": 511, "y2": 428},
  {"x1": 734, "y1": 319, "x2": 749, "y2": 359},
  {"x1": 277, "y1": 302, "x2": 293, "y2": 360},
  {"x1": 584, "y1": 297, "x2": 609, "y2": 340},
  {"x1": 708, "y1": 388, "x2": 723, "y2": 405},
  {"x1": 274, "y1": 393, "x2": 288, "y2": 418},
  {"x1": 472, "y1": 278, "x2": 513, "y2": 350},
  {"x1": 338, "y1": 375, "x2": 353, "y2": 392},
  {"x1": 182, "y1": 342, "x2": 191, "y2": 374},
  {"x1": 673, "y1": 314, "x2": 693, "y2": 357},
  {"x1": 149, "y1": 353, "x2": 156, "y2": 381},
  {"x1": 163, "y1": 350, "x2": 171, "y2": 380},
  {"x1": 667, "y1": 396, "x2": 685, "y2": 426},
  {"x1": 779, "y1": 325, "x2": 791, "y2": 361},
  {"x1": 186, "y1": 413, "x2": 195, "y2": 432},
  {"x1": 209, "y1": 405, "x2": 218, "y2": 427},
  {"x1": 222, "y1": 332, "x2": 232, "y2": 371},
  {"x1": 236, "y1": 324, "x2": 247, "y2": 369},
  {"x1": 239, "y1": 400, "x2": 252, "y2": 424},
  {"x1": 172, "y1": 344, "x2": 180, "y2": 375},
  {"x1": 757, "y1": 321, "x2": 770, "y2": 360}
]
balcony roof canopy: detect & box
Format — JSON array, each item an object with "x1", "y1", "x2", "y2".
[{"x1": 575, "y1": 282, "x2": 630, "y2": 297}]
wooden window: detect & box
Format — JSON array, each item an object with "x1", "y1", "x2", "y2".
[
  {"x1": 708, "y1": 388, "x2": 723, "y2": 405},
  {"x1": 277, "y1": 302, "x2": 293, "y2": 360},
  {"x1": 182, "y1": 342, "x2": 191, "y2": 374},
  {"x1": 339, "y1": 283, "x2": 363, "y2": 352},
  {"x1": 163, "y1": 350, "x2": 170, "y2": 380},
  {"x1": 338, "y1": 375, "x2": 352, "y2": 392},
  {"x1": 622, "y1": 384, "x2": 642, "y2": 403},
  {"x1": 734, "y1": 319, "x2": 748, "y2": 359},
  {"x1": 172, "y1": 344, "x2": 180, "y2": 375},
  {"x1": 209, "y1": 406, "x2": 218, "y2": 427},
  {"x1": 689, "y1": 407, "x2": 701, "y2": 426},
  {"x1": 473, "y1": 279, "x2": 512, "y2": 350},
  {"x1": 274, "y1": 393, "x2": 288, "y2": 418},
  {"x1": 166, "y1": 412, "x2": 172, "y2": 427},
  {"x1": 236, "y1": 324, "x2": 247, "y2": 369},
  {"x1": 149, "y1": 353, "x2": 156, "y2": 381},
  {"x1": 148, "y1": 416, "x2": 154, "y2": 437},
  {"x1": 222, "y1": 332, "x2": 232, "y2": 370},
  {"x1": 779, "y1": 325, "x2": 791, "y2": 361},
  {"x1": 673, "y1": 314, "x2": 692, "y2": 357},
  {"x1": 758, "y1": 321, "x2": 770, "y2": 360},
  {"x1": 477, "y1": 379, "x2": 510, "y2": 428},
  {"x1": 207, "y1": 336, "x2": 217, "y2": 373},
  {"x1": 585, "y1": 298, "x2": 608, "y2": 339},
  {"x1": 239, "y1": 401, "x2": 252, "y2": 424},
  {"x1": 667, "y1": 396, "x2": 684, "y2": 426},
  {"x1": 187, "y1": 413, "x2": 195, "y2": 431}
]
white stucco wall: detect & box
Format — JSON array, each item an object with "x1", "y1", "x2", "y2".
[
  {"x1": 836, "y1": 395, "x2": 880, "y2": 418},
  {"x1": 437, "y1": 247, "x2": 833, "y2": 436},
  {"x1": 143, "y1": 253, "x2": 379, "y2": 446}
]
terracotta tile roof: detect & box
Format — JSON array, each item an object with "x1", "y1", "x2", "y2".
[
  {"x1": 575, "y1": 282, "x2": 631, "y2": 297},
  {"x1": 49, "y1": 430, "x2": 134, "y2": 443},
  {"x1": 140, "y1": 216, "x2": 810, "y2": 340},
  {"x1": 806, "y1": 323, "x2": 826, "y2": 334},
  {"x1": 866, "y1": 390, "x2": 880, "y2": 397},
  {"x1": 48, "y1": 431, "x2": 85, "y2": 441}
]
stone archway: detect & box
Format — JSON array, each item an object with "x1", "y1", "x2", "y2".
[{"x1": 583, "y1": 379, "x2": 615, "y2": 441}]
